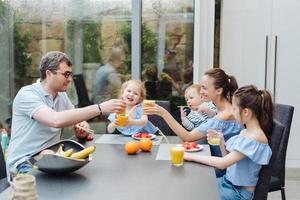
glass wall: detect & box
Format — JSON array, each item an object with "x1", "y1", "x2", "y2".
[
  {"x1": 0, "y1": 0, "x2": 196, "y2": 128},
  {"x1": 141, "y1": 0, "x2": 194, "y2": 109}
]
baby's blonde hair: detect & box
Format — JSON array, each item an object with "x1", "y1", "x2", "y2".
[
  {"x1": 119, "y1": 80, "x2": 146, "y2": 103},
  {"x1": 184, "y1": 84, "x2": 202, "y2": 96}
]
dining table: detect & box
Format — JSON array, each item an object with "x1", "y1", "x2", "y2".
[{"x1": 0, "y1": 134, "x2": 220, "y2": 200}]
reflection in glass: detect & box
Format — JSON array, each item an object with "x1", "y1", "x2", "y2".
[
  {"x1": 0, "y1": 0, "x2": 195, "y2": 129},
  {"x1": 5, "y1": 0, "x2": 131, "y2": 108},
  {"x1": 141, "y1": 0, "x2": 194, "y2": 111}
]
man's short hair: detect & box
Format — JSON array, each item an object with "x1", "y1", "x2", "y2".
[{"x1": 39, "y1": 51, "x2": 72, "y2": 80}]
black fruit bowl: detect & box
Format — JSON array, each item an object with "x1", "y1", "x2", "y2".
[{"x1": 27, "y1": 139, "x2": 91, "y2": 174}]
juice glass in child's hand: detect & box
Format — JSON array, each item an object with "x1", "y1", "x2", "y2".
[
  {"x1": 207, "y1": 129, "x2": 222, "y2": 146},
  {"x1": 143, "y1": 100, "x2": 156, "y2": 108},
  {"x1": 170, "y1": 146, "x2": 184, "y2": 166},
  {"x1": 116, "y1": 114, "x2": 128, "y2": 127}
]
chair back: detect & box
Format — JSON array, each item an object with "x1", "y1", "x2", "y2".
[
  {"x1": 148, "y1": 100, "x2": 175, "y2": 136},
  {"x1": 269, "y1": 103, "x2": 294, "y2": 192},
  {"x1": 156, "y1": 80, "x2": 172, "y2": 99},
  {"x1": 144, "y1": 81, "x2": 157, "y2": 99},
  {"x1": 253, "y1": 120, "x2": 285, "y2": 200},
  {"x1": 0, "y1": 146, "x2": 9, "y2": 193},
  {"x1": 73, "y1": 74, "x2": 92, "y2": 107},
  {"x1": 0, "y1": 147, "x2": 7, "y2": 179}
]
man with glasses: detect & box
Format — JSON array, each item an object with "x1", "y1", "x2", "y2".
[{"x1": 6, "y1": 51, "x2": 126, "y2": 178}]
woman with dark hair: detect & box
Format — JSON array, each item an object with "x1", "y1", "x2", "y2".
[{"x1": 144, "y1": 68, "x2": 243, "y2": 176}]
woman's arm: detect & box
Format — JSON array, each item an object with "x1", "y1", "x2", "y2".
[
  {"x1": 144, "y1": 104, "x2": 206, "y2": 141},
  {"x1": 184, "y1": 150, "x2": 246, "y2": 169}
]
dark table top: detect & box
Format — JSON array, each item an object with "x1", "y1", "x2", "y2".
[{"x1": 0, "y1": 135, "x2": 220, "y2": 200}]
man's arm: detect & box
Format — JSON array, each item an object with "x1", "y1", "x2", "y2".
[{"x1": 33, "y1": 99, "x2": 125, "y2": 128}]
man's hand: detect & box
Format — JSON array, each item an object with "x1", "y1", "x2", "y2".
[
  {"x1": 99, "y1": 99, "x2": 126, "y2": 115},
  {"x1": 74, "y1": 121, "x2": 90, "y2": 139}
]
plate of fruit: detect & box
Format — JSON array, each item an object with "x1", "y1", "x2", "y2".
[
  {"x1": 131, "y1": 132, "x2": 156, "y2": 140},
  {"x1": 180, "y1": 142, "x2": 203, "y2": 152}
]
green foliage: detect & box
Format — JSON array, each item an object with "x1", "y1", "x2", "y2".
[
  {"x1": 13, "y1": 25, "x2": 32, "y2": 92},
  {"x1": 0, "y1": 1, "x2": 6, "y2": 17},
  {"x1": 120, "y1": 21, "x2": 158, "y2": 68},
  {"x1": 82, "y1": 22, "x2": 102, "y2": 63},
  {"x1": 141, "y1": 23, "x2": 157, "y2": 64},
  {"x1": 66, "y1": 20, "x2": 102, "y2": 63},
  {"x1": 119, "y1": 22, "x2": 131, "y2": 51}
]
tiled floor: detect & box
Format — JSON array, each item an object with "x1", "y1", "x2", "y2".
[{"x1": 268, "y1": 168, "x2": 300, "y2": 200}]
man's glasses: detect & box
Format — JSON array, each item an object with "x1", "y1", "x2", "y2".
[{"x1": 52, "y1": 70, "x2": 73, "y2": 78}]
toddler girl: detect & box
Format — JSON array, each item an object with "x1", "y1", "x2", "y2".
[{"x1": 107, "y1": 80, "x2": 157, "y2": 135}]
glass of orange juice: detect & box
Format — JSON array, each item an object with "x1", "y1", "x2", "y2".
[
  {"x1": 117, "y1": 107, "x2": 126, "y2": 115},
  {"x1": 170, "y1": 146, "x2": 184, "y2": 166},
  {"x1": 207, "y1": 129, "x2": 221, "y2": 146},
  {"x1": 143, "y1": 100, "x2": 156, "y2": 108},
  {"x1": 116, "y1": 114, "x2": 128, "y2": 127}
]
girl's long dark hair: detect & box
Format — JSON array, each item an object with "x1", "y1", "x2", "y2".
[
  {"x1": 234, "y1": 85, "x2": 274, "y2": 136},
  {"x1": 204, "y1": 68, "x2": 238, "y2": 102}
]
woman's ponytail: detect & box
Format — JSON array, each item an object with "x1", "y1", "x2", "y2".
[{"x1": 228, "y1": 75, "x2": 238, "y2": 102}]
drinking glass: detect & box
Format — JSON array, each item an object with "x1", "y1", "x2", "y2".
[
  {"x1": 143, "y1": 100, "x2": 156, "y2": 108},
  {"x1": 207, "y1": 129, "x2": 222, "y2": 146},
  {"x1": 116, "y1": 114, "x2": 128, "y2": 127},
  {"x1": 11, "y1": 174, "x2": 38, "y2": 200},
  {"x1": 170, "y1": 146, "x2": 184, "y2": 166}
]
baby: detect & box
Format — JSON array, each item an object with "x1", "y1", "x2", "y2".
[{"x1": 181, "y1": 84, "x2": 217, "y2": 131}]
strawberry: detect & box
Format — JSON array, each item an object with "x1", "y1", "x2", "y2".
[
  {"x1": 191, "y1": 143, "x2": 198, "y2": 148},
  {"x1": 86, "y1": 135, "x2": 94, "y2": 141}
]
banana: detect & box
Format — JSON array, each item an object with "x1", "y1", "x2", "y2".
[
  {"x1": 55, "y1": 144, "x2": 74, "y2": 157},
  {"x1": 63, "y1": 148, "x2": 74, "y2": 157},
  {"x1": 56, "y1": 144, "x2": 65, "y2": 155},
  {"x1": 70, "y1": 146, "x2": 96, "y2": 159}
]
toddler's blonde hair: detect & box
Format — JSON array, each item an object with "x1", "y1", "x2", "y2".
[{"x1": 119, "y1": 80, "x2": 146, "y2": 103}]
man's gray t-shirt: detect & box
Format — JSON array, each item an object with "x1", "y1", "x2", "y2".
[{"x1": 7, "y1": 80, "x2": 74, "y2": 173}]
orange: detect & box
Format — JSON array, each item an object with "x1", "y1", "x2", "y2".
[
  {"x1": 125, "y1": 141, "x2": 139, "y2": 155},
  {"x1": 139, "y1": 138, "x2": 153, "y2": 152}
]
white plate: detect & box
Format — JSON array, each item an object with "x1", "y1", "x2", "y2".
[
  {"x1": 177, "y1": 144, "x2": 204, "y2": 152},
  {"x1": 131, "y1": 133, "x2": 156, "y2": 140}
]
